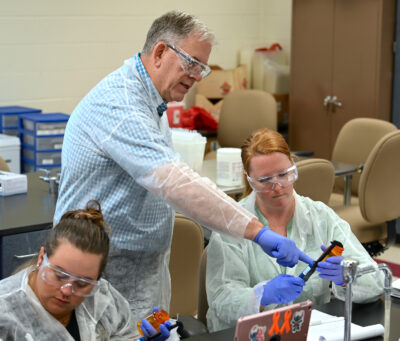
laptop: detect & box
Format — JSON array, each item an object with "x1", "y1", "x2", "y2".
[{"x1": 234, "y1": 300, "x2": 312, "y2": 341}]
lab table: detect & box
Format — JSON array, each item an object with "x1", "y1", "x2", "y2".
[
  {"x1": 0, "y1": 173, "x2": 55, "y2": 278},
  {"x1": 187, "y1": 296, "x2": 400, "y2": 340}
]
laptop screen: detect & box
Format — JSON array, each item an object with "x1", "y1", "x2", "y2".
[{"x1": 234, "y1": 300, "x2": 312, "y2": 341}]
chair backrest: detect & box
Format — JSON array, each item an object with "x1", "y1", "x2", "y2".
[
  {"x1": 0, "y1": 156, "x2": 10, "y2": 172},
  {"x1": 197, "y1": 246, "x2": 208, "y2": 326},
  {"x1": 217, "y1": 89, "x2": 277, "y2": 148},
  {"x1": 294, "y1": 158, "x2": 335, "y2": 204},
  {"x1": 169, "y1": 214, "x2": 204, "y2": 317},
  {"x1": 331, "y1": 118, "x2": 397, "y2": 195},
  {"x1": 359, "y1": 130, "x2": 400, "y2": 223}
]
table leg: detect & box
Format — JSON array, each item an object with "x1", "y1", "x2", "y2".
[{"x1": 343, "y1": 175, "x2": 353, "y2": 205}]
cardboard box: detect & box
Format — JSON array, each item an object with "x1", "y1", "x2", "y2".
[
  {"x1": 196, "y1": 65, "x2": 247, "y2": 99},
  {"x1": 205, "y1": 136, "x2": 218, "y2": 155},
  {"x1": 194, "y1": 94, "x2": 224, "y2": 122},
  {"x1": 0, "y1": 134, "x2": 20, "y2": 173}
]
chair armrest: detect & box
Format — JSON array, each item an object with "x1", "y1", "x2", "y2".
[{"x1": 292, "y1": 150, "x2": 314, "y2": 157}]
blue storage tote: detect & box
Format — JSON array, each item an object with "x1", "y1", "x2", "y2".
[
  {"x1": 0, "y1": 106, "x2": 42, "y2": 135},
  {"x1": 22, "y1": 159, "x2": 61, "y2": 173},
  {"x1": 1, "y1": 128, "x2": 19, "y2": 136},
  {"x1": 21, "y1": 133, "x2": 64, "y2": 151},
  {"x1": 22, "y1": 148, "x2": 62, "y2": 166},
  {"x1": 19, "y1": 113, "x2": 69, "y2": 136}
]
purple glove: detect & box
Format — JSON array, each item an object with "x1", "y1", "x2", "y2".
[
  {"x1": 316, "y1": 245, "x2": 344, "y2": 286},
  {"x1": 254, "y1": 227, "x2": 314, "y2": 267},
  {"x1": 261, "y1": 274, "x2": 305, "y2": 306},
  {"x1": 139, "y1": 307, "x2": 171, "y2": 341}
]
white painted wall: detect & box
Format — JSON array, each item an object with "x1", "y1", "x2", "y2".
[{"x1": 0, "y1": 0, "x2": 292, "y2": 114}]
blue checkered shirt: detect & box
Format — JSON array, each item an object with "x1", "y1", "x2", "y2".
[{"x1": 54, "y1": 53, "x2": 177, "y2": 251}]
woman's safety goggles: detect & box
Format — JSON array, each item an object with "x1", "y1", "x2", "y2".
[
  {"x1": 40, "y1": 253, "x2": 100, "y2": 297},
  {"x1": 247, "y1": 164, "x2": 298, "y2": 193},
  {"x1": 166, "y1": 43, "x2": 211, "y2": 79}
]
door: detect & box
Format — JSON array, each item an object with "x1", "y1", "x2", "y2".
[
  {"x1": 331, "y1": 0, "x2": 393, "y2": 146},
  {"x1": 289, "y1": 0, "x2": 395, "y2": 158},
  {"x1": 289, "y1": 0, "x2": 334, "y2": 158}
]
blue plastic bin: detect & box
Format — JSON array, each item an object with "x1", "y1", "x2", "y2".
[
  {"x1": 19, "y1": 113, "x2": 69, "y2": 136},
  {"x1": 0, "y1": 106, "x2": 42, "y2": 134},
  {"x1": 22, "y1": 158, "x2": 61, "y2": 173}
]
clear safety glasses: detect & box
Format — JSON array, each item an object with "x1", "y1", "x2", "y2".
[
  {"x1": 166, "y1": 43, "x2": 211, "y2": 79},
  {"x1": 40, "y1": 253, "x2": 100, "y2": 297},
  {"x1": 247, "y1": 164, "x2": 298, "y2": 193}
]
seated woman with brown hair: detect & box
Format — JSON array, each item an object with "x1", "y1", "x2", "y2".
[
  {"x1": 206, "y1": 128, "x2": 384, "y2": 332},
  {"x1": 0, "y1": 200, "x2": 171, "y2": 340}
]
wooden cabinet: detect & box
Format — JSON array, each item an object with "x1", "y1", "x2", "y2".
[{"x1": 289, "y1": 0, "x2": 396, "y2": 158}]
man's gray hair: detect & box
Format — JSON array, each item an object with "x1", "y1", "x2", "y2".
[{"x1": 142, "y1": 11, "x2": 216, "y2": 55}]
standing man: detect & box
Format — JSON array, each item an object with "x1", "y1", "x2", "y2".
[{"x1": 54, "y1": 11, "x2": 313, "y2": 326}]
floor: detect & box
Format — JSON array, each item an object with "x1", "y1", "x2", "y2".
[
  {"x1": 376, "y1": 242, "x2": 400, "y2": 263},
  {"x1": 375, "y1": 241, "x2": 400, "y2": 280}
]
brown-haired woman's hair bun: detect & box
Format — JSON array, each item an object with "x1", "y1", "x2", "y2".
[
  {"x1": 49, "y1": 199, "x2": 111, "y2": 277},
  {"x1": 62, "y1": 200, "x2": 109, "y2": 232},
  {"x1": 75, "y1": 199, "x2": 106, "y2": 229}
]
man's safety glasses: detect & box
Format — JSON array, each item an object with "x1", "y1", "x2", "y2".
[
  {"x1": 247, "y1": 164, "x2": 298, "y2": 193},
  {"x1": 40, "y1": 253, "x2": 100, "y2": 297},
  {"x1": 166, "y1": 43, "x2": 211, "y2": 79}
]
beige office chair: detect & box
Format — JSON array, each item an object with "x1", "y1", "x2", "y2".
[
  {"x1": 294, "y1": 158, "x2": 335, "y2": 205},
  {"x1": 204, "y1": 89, "x2": 277, "y2": 159},
  {"x1": 334, "y1": 130, "x2": 400, "y2": 256},
  {"x1": 197, "y1": 247, "x2": 208, "y2": 327},
  {"x1": 0, "y1": 156, "x2": 10, "y2": 172},
  {"x1": 169, "y1": 213, "x2": 204, "y2": 317},
  {"x1": 329, "y1": 118, "x2": 397, "y2": 208}
]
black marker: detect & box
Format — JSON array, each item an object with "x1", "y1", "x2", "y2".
[{"x1": 299, "y1": 240, "x2": 344, "y2": 282}]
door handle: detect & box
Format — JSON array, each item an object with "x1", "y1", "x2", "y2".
[
  {"x1": 323, "y1": 96, "x2": 332, "y2": 107},
  {"x1": 331, "y1": 96, "x2": 342, "y2": 107}
]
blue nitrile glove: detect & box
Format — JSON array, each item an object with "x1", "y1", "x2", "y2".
[
  {"x1": 316, "y1": 245, "x2": 344, "y2": 286},
  {"x1": 261, "y1": 274, "x2": 305, "y2": 306},
  {"x1": 254, "y1": 227, "x2": 314, "y2": 267},
  {"x1": 139, "y1": 307, "x2": 171, "y2": 341}
]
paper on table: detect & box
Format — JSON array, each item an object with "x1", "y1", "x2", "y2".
[
  {"x1": 307, "y1": 310, "x2": 384, "y2": 341},
  {"x1": 391, "y1": 277, "x2": 400, "y2": 298}
]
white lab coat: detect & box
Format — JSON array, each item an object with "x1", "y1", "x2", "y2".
[
  {"x1": 206, "y1": 191, "x2": 384, "y2": 332},
  {"x1": 0, "y1": 267, "x2": 136, "y2": 340}
]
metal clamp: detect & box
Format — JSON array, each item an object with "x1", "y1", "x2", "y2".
[
  {"x1": 38, "y1": 168, "x2": 60, "y2": 194},
  {"x1": 342, "y1": 259, "x2": 392, "y2": 341}
]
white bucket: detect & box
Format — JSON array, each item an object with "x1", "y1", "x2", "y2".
[
  {"x1": 216, "y1": 148, "x2": 243, "y2": 186},
  {"x1": 171, "y1": 129, "x2": 206, "y2": 172},
  {"x1": 263, "y1": 59, "x2": 290, "y2": 94}
]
